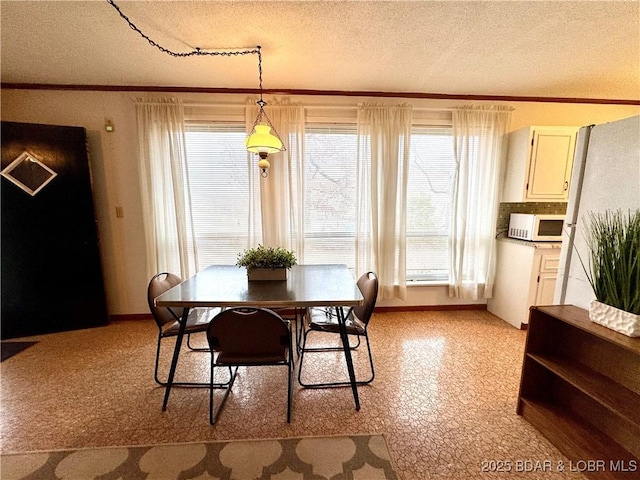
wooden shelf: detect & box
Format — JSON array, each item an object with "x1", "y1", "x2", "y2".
[
  {"x1": 532, "y1": 305, "x2": 640, "y2": 354},
  {"x1": 527, "y1": 353, "x2": 640, "y2": 429},
  {"x1": 518, "y1": 306, "x2": 640, "y2": 480},
  {"x1": 519, "y1": 399, "x2": 638, "y2": 480}
]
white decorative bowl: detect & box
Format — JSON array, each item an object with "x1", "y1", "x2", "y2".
[{"x1": 589, "y1": 300, "x2": 640, "y2": 337}]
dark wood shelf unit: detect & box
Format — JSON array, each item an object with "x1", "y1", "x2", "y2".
[
  {"x1": 517, "y1": 305, "x2": 640, "y2": 480},
  {"x1": 527, "y1": 353, "x2": 640, "y2": 429}
]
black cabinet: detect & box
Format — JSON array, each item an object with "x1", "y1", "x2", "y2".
[{"x1": 1, "y1": 121, "x2": 108, "y2": 338}]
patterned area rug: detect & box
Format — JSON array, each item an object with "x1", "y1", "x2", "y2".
[{"x1": 1, "y1": 434, "x2": 398, "y2": 480}]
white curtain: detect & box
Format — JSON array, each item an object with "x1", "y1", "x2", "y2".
[
  {"x1": 246, "y1": 99, "x2": 306, "y2": 257},
  {"x1": 449, "y1": 105, "x2": 512, "y2": 299},
  {"x1": 135, "y1": 98, "x2": 198, "y2": 280},
  {"x1": 356, "y1": 103, "x2": 413, "y2": 300}
]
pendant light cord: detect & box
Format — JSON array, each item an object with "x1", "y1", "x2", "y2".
[
  {"x1": 107, "y1": 0, "x2": 260, "y2": 59},
  {"x1": 107, "y1": 0, "x2": 284, "y2": 151},
  {"x1": 257, "y1": 47, "x2": 265, "y2": 106}
]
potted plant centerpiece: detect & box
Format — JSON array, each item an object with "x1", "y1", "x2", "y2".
[
  {"x1": 581, "y1": 209, "x2": 640, "y2": 337},
  {"x1": 236, "y1": 244, "x2": 297, "y2": 281}
]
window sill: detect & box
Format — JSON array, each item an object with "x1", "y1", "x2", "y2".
[{"x1": 406, "y1": 280, "x2": 448, "y2": 287}]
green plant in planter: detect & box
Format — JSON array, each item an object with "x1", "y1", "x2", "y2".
[
  {"x1": 236, "y1": 244, "x2": 297, "y2": 271},
  {"x1": 581, "y1": 209, "x2": 640, "y2": 315}
]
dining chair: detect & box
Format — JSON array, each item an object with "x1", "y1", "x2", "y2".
[
  {"x1": 207, "y1": 307, "x2": 294, "y2": 424},
  {"x1": 297, "y1": 271, "x2": 378, "y2": 387},
  {"x1": 271, "y1": 307, "x2": 305, "y2": 354},
  {"x1": 147, "y1": 272, "x2": 221, "y2": 386}
]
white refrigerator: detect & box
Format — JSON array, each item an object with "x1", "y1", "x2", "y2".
[{"x1": 554, "y1": 115, "x2": 640, "y2": 308}]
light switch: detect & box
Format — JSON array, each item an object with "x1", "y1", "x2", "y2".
[{"x1": 115, "y1": 206, "x2": 124, "y2": 218}]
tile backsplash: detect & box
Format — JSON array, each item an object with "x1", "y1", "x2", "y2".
[{"x1": 497, "y1": 202, "x2": 567, "y2": 236}]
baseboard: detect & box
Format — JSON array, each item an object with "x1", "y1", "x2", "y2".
[
  {"x1": 374, "y1": 304, "x2": 487, "y2": 313},
  {"x1": 110, "y1": 313, "x2": 153, "y2": 322}
]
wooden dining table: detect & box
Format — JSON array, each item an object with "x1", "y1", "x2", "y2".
[{"x1": 154, "y1": 264, "x2": 365, "y2": 411}]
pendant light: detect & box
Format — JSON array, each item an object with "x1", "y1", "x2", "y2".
[{"x1": 245, "y1": 46, "x2": 285, "y2": 177}]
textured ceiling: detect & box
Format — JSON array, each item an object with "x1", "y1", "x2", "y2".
[{"x1": 1, "y1": 1, "x2": 639, "y2": 100}]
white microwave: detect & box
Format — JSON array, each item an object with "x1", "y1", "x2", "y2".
[{"x1": 508, "y1": 213, "x2": 565, "y2": 241}]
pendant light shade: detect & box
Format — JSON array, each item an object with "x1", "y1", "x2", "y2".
[{"x1": 245, "y1": 123, "x2": 283, "y2": 159}]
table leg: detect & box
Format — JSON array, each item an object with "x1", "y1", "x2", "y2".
[
  {"x1": 162, "y1": 306, "x2": 189, "y2": 411},
  {"x1": 336, "y1": 306, "x2": 360, "y2": 411}
]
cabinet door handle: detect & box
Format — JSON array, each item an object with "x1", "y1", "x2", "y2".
[{"x1": 563, "y1": 181, "x2": 569, "y2": 191}]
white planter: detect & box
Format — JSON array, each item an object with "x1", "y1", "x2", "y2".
[
  {"x1": 589, "y1": 300, "x2": 640, "y2": 337},
  {"x1": 247, "y1": 267, "x2": 287, "y2": 281}
]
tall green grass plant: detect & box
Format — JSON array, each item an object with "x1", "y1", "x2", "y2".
[{"x1": 581, "y1": 209, "x2": 640, "y2": 315}]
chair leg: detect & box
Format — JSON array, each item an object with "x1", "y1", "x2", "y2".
[
  {"x1": 297, "y1": 326, "x2": 310, "y2": 386},
  {"x1": 296, "y1": 308, "x2": 308, "y2": 356},
  {"x1": 154, "y1": 334, "x2": 164, "y2": 386},
  {"x1": 301, "y1": 333, "x2": 361, "y2": 352},
  {"x1": 363, "y1": 334, "x2": 375, "y2": 384},
  {"x1": 155, "y1": 335, "x2": 222, "y2": 387},
  {"x1": 297, "y1": 310, "x2": 361, "y2": 354},
  {"x1": 287, "y1": 362, "x2": 292, "y2": 423},
  {"x1": 287, "y1": 329, "x2": 294, "y2": 423},
  {"x1": 297, "y1": 327, "x2": 359, "y2": 385},
  {"x1": 298, "y1": 330, "x2": 375, "y2": 387},
  {"x1": 294, "y1": 309, "x2": 301, "y2": 356},
  {"x1": 210, "y1": 361, "x2": 238, "y2": 425},
  {"x1": 186, "y1": 333, "x2": 209, "y2": 352},
  {"x1": 209, "y1": 356, "x2": 215, "y2": 425}
]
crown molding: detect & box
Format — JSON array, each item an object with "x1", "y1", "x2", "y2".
[{"x1": 2, "y1": 83, "x2": 639, "y2": 106}]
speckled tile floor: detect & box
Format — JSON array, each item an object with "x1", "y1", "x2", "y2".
[{"x1": 0, "y1": 310, "x2": 586, "y2": 479}]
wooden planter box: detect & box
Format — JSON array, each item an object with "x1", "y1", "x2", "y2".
[{"x1": 247, "y1": 268, "x2": 287, "y2": 281}]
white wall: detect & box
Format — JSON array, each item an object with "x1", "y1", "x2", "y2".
[{"x1": 2, "y1": 88, "x2": 638, "y2": 314}]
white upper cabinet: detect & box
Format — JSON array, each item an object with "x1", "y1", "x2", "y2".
[{"x1": 502, "y1": 126, "x2": 578, "y2": 202}]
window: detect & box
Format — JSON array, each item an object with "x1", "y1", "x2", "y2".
[
  {"x1": 406, "y1": 127, "x2": 456, "y2": 282},
  {"x1": 303, "y1": 123, "x2": 455, "y2": 282},
  {"x1": 185, "y1": 123, "x2": 260, "y2": 270},
  {"x1": 183, "y1": 117, "x2": 455, "y2": 283},
  {"x1": 303, "y1": 125, "x2": 357, "y2": 266}
]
